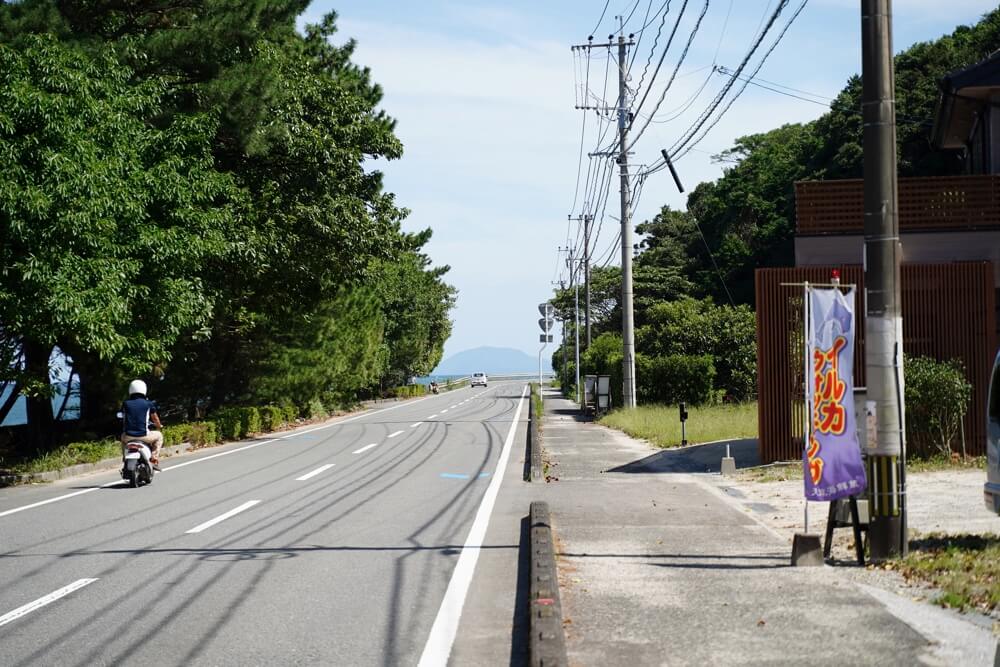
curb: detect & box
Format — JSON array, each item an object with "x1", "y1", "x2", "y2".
[
  {"x1": 528, "y1": 390, "x2": 543, "y2": 482},
  {"x1": 529, "y1": 501, "x2": 568, "y2": 667}
]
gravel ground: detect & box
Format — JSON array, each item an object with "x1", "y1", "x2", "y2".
[{"x1": 707, "y1": 465, "x2": 1000, "y2": 634}]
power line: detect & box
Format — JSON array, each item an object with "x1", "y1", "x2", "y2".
[
  {"x1": 628, "y1": 0, "x2": 710, "y2": 149},
  {"x1": 667, "y1": 0, "x2": 791, "y2": 157},
  {"x1": 630, "y1": 0, "x2": 690, "y2": 124},
  {"x1": 590, "y1": 0, "x2": 612, "y2": 36},
  {"x1": 674, "y1": 0, "x2": 810, "y2": 160}
]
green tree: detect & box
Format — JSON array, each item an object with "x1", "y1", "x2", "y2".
[{"x1": 0, "y1": 35, "x2": 233, "y2": 439}]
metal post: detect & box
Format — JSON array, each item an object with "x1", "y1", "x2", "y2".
[
  {"x1": 862, "y1": 0, "x2": 907, "y2": 560},
  {"x1": 617, "y1": 34, "x2": 637, "y2": 409}
]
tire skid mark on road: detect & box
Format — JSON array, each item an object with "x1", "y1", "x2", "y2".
[
  {"x1": 0, "y1": 393, "x2": 439, "y2": 521},
  {"x1": 418, "y1": 384, "x2": 528, "y2": 666}
]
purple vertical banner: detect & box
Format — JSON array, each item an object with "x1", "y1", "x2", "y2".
[{"x1": 804, "y1": 286, "x2": 867, "y2": 501}]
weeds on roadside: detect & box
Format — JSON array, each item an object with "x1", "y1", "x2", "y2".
[{"x1": 895, "y1": 533, "x2": 1000, "y2": 613}]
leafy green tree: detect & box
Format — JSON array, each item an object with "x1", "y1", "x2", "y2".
[
  {"x1": 375, "y1": 232, "x2": 456, "y2": 386},
  {"x1": 0, "y1": 35, "x2": 233, "y2": 439}
]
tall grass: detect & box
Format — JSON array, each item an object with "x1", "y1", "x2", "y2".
[{"x1": 599, "y1": 402, "x2": 758, "y2": 448}]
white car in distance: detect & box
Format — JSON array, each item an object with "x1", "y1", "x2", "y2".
[{"x1": 471, "y1": 372, "x2": 488, "y2": 388}]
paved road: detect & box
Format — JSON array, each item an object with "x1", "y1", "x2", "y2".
[{"x1": 0, "y1": 382, "x2": 528, "y2": 666}]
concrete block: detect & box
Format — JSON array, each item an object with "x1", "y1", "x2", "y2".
[
  {"x1": 791, "y1": 533, "x2": 824, "y2": 566},
  {"x1": 720, "y1": 456, "x2": 737, "y2": 476}
]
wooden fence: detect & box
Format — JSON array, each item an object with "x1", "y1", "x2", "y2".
[
  {"x1": 755, "y1": 262, "x2": 997, "y2": 463},
  {"x1": 795, "y1": 175, "x2": 1000, "y2": 235}
]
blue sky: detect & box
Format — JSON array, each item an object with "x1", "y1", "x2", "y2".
[{"x1": 302, "y1": 1, "x2": 998, "y2": 361}]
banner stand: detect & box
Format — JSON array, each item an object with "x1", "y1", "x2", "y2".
[
  {"x1": 781, "y1": 279, "x2": 867, "y2": 566},
  {"x1": 822, "y1": 495, "x2": 868, "y2": 566}
]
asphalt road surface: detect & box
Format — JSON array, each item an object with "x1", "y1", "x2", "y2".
[{"x1": 0, "y1": 382, "x2": 528, "y2": 666}]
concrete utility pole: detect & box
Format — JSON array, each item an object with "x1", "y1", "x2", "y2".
[
  {"x1": 616, "y1": 33, "x2": 637, "y2": 409},
  {"x1": 559, "y1": 279, "x2": 568, "y2": 385},
  {"x1": 584, "y1": 213, "x2": 592, "y2": 348},
  {"x1": 862, "y1": 0, "x2": 907, "y2": 560},
  {"x1": 567, "y1": 246, "x2": 582, "y2": 404}
]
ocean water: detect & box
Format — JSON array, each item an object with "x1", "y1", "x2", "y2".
[{"x1": 0, "y1": 382, "x2": 80, "y2": 426}]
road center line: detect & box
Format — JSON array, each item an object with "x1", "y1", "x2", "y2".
[
  {"x1": 0, "y1": 579, "x2": 98, "y2": 628},
  {"x1": 440, "y1": 409, "x2": 448, "y2": 414},
  {"x1": 186, "y1": 500, "x2": 260, "y2": 534},
  {"x1": 295, "y1": 464, "x2": 335, "y2": 481},
  {"x1": 410, "y1": 422, "x2": 423, "y2": 428},
  {"x1": 418, "y1": 384, "x2": 528, "y2": 667},
  {"x1": 0, "y1": 391, "x2": 441, "y2": 521},
  {"x1": 0, "y1": 481, "x2": 123, "y2": 519},
  {"x1": 388, "y1": 430, "x2": 405, "y2": 439},
  {"x1": 352, "y1": 443, "x2": 378, "y2": 454},
  {"x1": 428, "y1": 414, "x2": 438, "y2": 419}
]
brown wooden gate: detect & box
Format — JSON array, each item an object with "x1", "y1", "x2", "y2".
[{"x1": 755, "y1": 262, "x2": 996, "y2": 463}]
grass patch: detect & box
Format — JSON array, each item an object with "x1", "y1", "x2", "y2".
[
  {"x1": 896, "y1": 533, "x2": 1000, "y2": 614},
  {"x1": 906, "y1": 455, "x2": 986, "y2": 473},
  {"x1": 3, "y1": 439, "x2": 120, "y2": 475},
  {"x1": 599, "y1": 402, "x2": 757, "y2": 448},
  {"x1": 738, "y1": 462, "x2": 802, "y2": 483}
]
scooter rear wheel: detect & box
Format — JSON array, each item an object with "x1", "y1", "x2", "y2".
[{"x1": 127, "y1": 469, "x2": 139, "y2": 488}]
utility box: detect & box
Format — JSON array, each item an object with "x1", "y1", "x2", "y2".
[
  {"x1": 583, "y1": 375, "x2": 597, "y2": 412},
  {"x1": 596, "y1": 375, "x2": 611, "y2": 413}
]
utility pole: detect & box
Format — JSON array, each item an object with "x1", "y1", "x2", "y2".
[
  {"x1": 558, "y1": 279, "x2": 568, "y2": 387},
  {"x1": 567, "y1": 246, "x2": 582, "y2": 404},
  {"x1": 571, "y1": 29, "x2": 634, "y2": 406},
  {"x1": 584, "y1": 213, "x2": 592, "y2": 348},
  {"x1": 616, "y1": 32, "x2": 637, "y2": 409},
  {"x1": 569, "y1": 213, "x2": 594, "y2": 349},
  {"x1": 862, "y1": 0, "x2": 907, "y2": 560}
]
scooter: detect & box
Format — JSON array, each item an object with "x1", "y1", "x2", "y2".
[
  {"x1": 117, "y1": 410, "x2": 155, "y2": 488},
  {"x1": 121, "y1": 439, "x2": 154, "y2": 488}
]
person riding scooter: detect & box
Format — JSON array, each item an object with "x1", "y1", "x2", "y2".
[{"x1": 120, "y1": 379, "x2": 164, "y2": 471}]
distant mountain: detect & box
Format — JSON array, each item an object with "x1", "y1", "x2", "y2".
[{"x1": 433, "y1": 346, "x2": 551, "y2": 375}]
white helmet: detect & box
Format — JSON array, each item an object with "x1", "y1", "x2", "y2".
[{"x1": 128, "y1": 379, "x2": 147, "y2": 396}]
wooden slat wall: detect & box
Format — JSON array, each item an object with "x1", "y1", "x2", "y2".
[
  {"x1": 756, "y1": 262, "x2": 997, "y2": 463},
  {"x1": 796, "y1": 175, "x2": 1000, "y2": 235}
]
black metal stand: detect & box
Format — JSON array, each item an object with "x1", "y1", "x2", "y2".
[{"x1": 823, "y1": 496, "x2": 867, "y2": 565}]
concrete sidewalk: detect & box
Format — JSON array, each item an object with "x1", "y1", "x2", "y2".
[{"x1": 537, "y1": 390, "x2": 968, "y2": 666}]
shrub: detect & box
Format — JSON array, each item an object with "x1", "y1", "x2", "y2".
[
  {"x1": 242, "y1": 407, "x2": 261, "y2": 435},
  {"x1": 160, "y1": 425, "x2": 189, "y2": 448},
  {"x1": 260, "y1": 406, "x2": 285, "y2": 432},
  {"x1": 637, "y1": 354, "x2": 717, "y2": 406},
  {"x1": 905, "y1": 356, "x2": 973, "y2": 459},
  {"x1": 212, "y1": 408, "x2": 244, "y2": 441},
  {"x1": 307, "y1": 397, "x2": 328, "y2": 420},
  {"x1": 187, "y1": 421, "x2": 217, "y2": 447},
  {"x1": 281, "y1": 401, "x2": 299, "y2": 424}
]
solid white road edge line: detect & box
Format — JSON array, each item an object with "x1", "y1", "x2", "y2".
[
  {"x1": 417, "y1": 384, "x2": 528, "y2": 667},
  {"x1": 295, "y1": 464, "x2": 335, "y2": 481},
  {"x1": 387, "y1": 430, "x2": 405, "y2": 439},
  {"x1": 0, "y1": 578, "x2": 98, "y2": 628},
  {"x1": 185, "y1": 500, "x2": 261, "y2": 534},
  {"x1": 352, "y1": 443, "x2": 378, "y2": 454}
]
